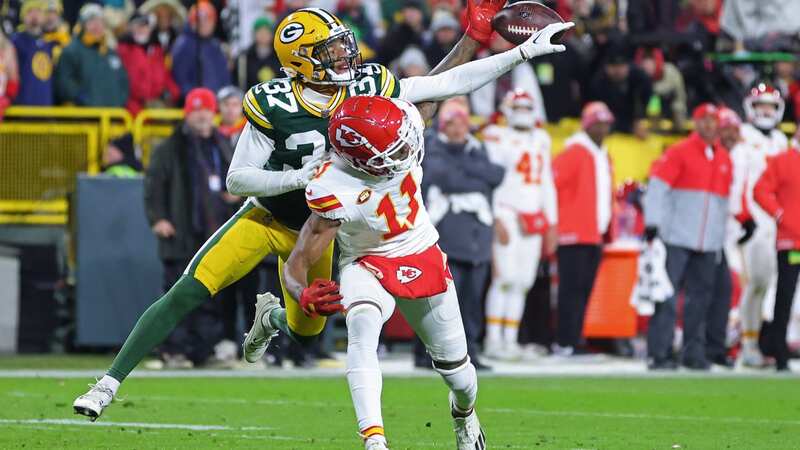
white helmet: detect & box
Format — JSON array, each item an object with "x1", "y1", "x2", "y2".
[
  {"x1": 743, "y1": 83, "x2": 785, "y2": 130},
  {"x1": 501, "y1": 89, "x2": 536, "y2": 129}
]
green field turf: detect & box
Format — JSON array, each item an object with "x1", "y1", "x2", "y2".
[{"x1": 0, "y1": 375, "x2": 799, "y2": 449}]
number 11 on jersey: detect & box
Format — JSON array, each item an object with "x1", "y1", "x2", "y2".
[{"x1": 376, "y1": 173, "x2": 419, "y2": 239}]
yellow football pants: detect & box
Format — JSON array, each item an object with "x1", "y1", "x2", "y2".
[{"x1": 185, "y1": 201, "x2": 333, "y2": 336}]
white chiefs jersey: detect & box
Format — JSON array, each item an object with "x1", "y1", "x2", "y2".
[
  {"x1": 736, "y1": 123, "x2": 789, "y2": 225},
  {"x1": 483, "y1": 124, "x2": 557, "y2": 222},
  {"x1": 305, "y1": 155, "x2": 439, "y2": 266}
]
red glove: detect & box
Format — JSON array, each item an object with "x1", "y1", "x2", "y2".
[
  {"x1": 464, "y1": 0, "x2": 507, "y2": 46},
  {"x1": 299, "y1": 279, "x2": 344, "y2": 318}
]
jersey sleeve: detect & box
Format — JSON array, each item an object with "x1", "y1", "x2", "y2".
[
  {"x1": 360, "y1": 63, "x2": 401, "y2": 98},
  {"x1": 243, "y1": 85, "x2": 275, "y2": 138},
  {"x1": 305, "y1": 177, "x2": 349, "y2": 222}
]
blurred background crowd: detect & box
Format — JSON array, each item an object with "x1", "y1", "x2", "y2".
[{"x1": 2, "y1": 0, "x2": 800, "y2": 373}]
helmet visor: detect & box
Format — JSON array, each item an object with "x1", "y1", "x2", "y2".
[{"x1": 309, "y1": 29, "x2": 361, "y2": 84}]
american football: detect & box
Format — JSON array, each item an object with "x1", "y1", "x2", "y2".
[{"x1": 492, "y1": 1, "x2": 566, "y2": 45}]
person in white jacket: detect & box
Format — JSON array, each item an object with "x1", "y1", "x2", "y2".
[{"x1": 483, "y1": 89, "x2": 557, "y2": 360}]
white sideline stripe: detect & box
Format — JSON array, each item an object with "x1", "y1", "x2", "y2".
[
  {"x1": 0, "y1": 418, "x2": 274, "y2": 431},
  {"x1": 487, "y1": 408, "x2": 800, "y2": 426}
]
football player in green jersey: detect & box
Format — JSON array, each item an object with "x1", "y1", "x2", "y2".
[{"x1": 74, "y1": 2, "x2": 572, "y2": 421}]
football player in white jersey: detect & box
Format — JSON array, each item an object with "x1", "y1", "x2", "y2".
[
  {"x1": 482, "y1": 89, "x2": 557, "y2": 360},
  {"x1": 737, "y1": 83, "x2": 789, "y2": 366},
  {"x1": 284, "y1": 96, "x2": 485, "y2": 449}
]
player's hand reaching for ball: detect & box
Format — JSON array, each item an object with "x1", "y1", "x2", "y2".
[
  {"x1": 300, "y1": 279, "x2": 344, "y2": 318},
  {"x1": 517, "y1": 22, "x2": 574, "y2": 60},
  {"x1": 465, "y1": 0, "x2": 508, "y2": 46}
]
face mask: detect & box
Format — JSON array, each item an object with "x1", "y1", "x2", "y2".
[
  {"x1": 133, "y1": 30, "x2": 150, "y2": 45},
  {"x1": 508, "y1": 110, "x2": 535, "y2": 129}
]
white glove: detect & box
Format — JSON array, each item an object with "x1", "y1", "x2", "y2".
[
  {"x1": 291, "y1": 150, "x2": 328, "y2": 188},
  {"x1": 517, "y1": 22, "x2": 575, "y2": 60}
]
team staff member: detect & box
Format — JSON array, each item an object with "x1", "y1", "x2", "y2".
[
  {"x1": 551, "y1": 101, "x2": 615, "y2": 356},
  {"x1": 754, "y1": 146, "x2": 800, "y2": 371},
  {"x1": 644, "y1": 104, "x2": 739, "y2": 370}
]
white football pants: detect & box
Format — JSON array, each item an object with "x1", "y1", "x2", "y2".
[
  {"x1": 486, "y1": 210, "x2": 543, "y2": 348},
  {"x1": 340, "y1": 263, "x2": 478, "y2": 440}
]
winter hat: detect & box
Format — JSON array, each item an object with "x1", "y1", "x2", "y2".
[{"x1": 184, "y1": 88, "x2": 217, "y2": 114}]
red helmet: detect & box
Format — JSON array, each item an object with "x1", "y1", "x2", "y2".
[
  {"x1": 328, "y1": 96, "x2": 424, "y2": 177},
  {"x1": 743, "y1": 83, "x2": 784, "y2": 130}
]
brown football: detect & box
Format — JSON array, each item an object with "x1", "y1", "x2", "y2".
[{"x1": 491, "y1": 1, "x2": 566, "y2": 46}]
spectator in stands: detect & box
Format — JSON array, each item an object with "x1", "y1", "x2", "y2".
[
  {"x1": 393, "y1": 46, "x2": 429, "y2": 78},
  {"x1": 376, "y1": 0, "x2": 425, "y2": 66},
  {"x1": 140, "y1": 0, "x2": 186, "y2": 53},
  {"x1": 754, "y1": 146, "x2": 800, "y2": 372},
  {"x1": 551, "y1": 102, "x2": 614, "y2": 357},
  {"x1": 233, "y1": 17, "x2": 281, "y2": 91},
  {"x1": 587, "y1": 43, "x2": 653, "y2": 135},
  {"x1": 0, "y1": 30, "x2": 19, "y2": 120},
  {"x1": 117, "y1": 11, "x2": 179, "y2": 115},
  {"x1": 533, "y1": 30, "x2": 585, "y2": 122},
  {"x1": 635, "y1": 47, "x2": 688, "y2": 131},
  {"x1": 773, "y1": 60, "x2": 798, "y2": 122},
  {"x1": 337, "y1": 0, "x2": 378, "y2": 61},
  {"x1": 643, "y1": 104, "x2": 735, "y2": 371},
  {"x1": 422, "y1": 10, "x2": 460, "y2": 69},
  {"x1": 471, "y1": 33, "x2": 546, "y2": 124},
  {"x1": 422, "y1": 97, "x2": 505, "y2": 371},
  {"x1": 721, "y1": 0, "x2": 800, "y2": 51},
  {"x1": 42, "y1": 0, "x2": 70, "y2": 49},
  {"x1": 11, "y1": 0, "x2": 57, "y2": 106},
  {"x1": 626, "y1": 0, "x2": 679, "y2": 44},
  {"x1": 54, "y1": 3, "x2": 129, "y2": 107},
  {"x1": 102, "y1": 133, "x2": 142, "y2": 177},
  {"x1": 171, "y1": 1, "x2": 230, "y2": 100},
  {"x1": 144, "y1": 88, "x2": 238, "y2": 368},
  {"x1": 216, "y1": 86, "x2": 245, "y2": 145}
]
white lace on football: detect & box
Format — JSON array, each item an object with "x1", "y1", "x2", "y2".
[{"x1": 507, "y1": 24, "x2": 539, "y2": 36}]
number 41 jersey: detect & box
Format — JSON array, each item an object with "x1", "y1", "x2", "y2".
[
  {"x1": 242, "y1": 63, "x2": 401, "y2": 230},
  {"x1": 305, "y1": 157, "x2": 439, "y2": 266}
]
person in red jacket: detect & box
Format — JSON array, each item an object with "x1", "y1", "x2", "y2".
[
  {"x1": 754, "y1": 147, "x2": 800, "y2": 371},
  {"x1": 551, "y1": 101, "x2": 614, "y2": 355},
  {"x1": 117, "y1": 12, "x2": 179, "y2": 116},
  {"x1": 643, "y1": 103, "x2": 744, "y2": 371}
]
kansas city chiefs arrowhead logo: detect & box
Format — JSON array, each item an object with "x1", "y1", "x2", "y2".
[
  {"x1": 335, "y1": 124, "x2": 369, "y2": 148},
  {"x1": 396, "y1": 266, "x2": 422, "y2": 284}
]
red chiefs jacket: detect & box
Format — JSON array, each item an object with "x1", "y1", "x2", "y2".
[
  {"x1": 552, "y1": 131, "x2": 614, "y2": 245},
  {"x1": 117, "y1": 38, "x2": 179, "y2": 116},
  {"x1": 643, "y1": 132, "x2": 733, "y2": 252},
  {"x1": 754, "y1": 149, "x2": 800, "y2": 250}
]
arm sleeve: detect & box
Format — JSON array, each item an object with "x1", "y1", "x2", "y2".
[
  {"x1": 225, "y1": 123, "x2": 304, "y2": 197},
  {"x1": 754, "y1": 157, "x2": 782, "y2": 217},
  {"x1": 398, "y1": 48, "x2": 523, "y2": 103},
  {"x1": 552, "y1": 146, "x2": 578, "y2": 191},
  {"x1": 539, "y1": 134, "x2": 558, "y2": 225},
  {"x1": 305, "y1": 179, "x2": 348, "y2": 222},
  {"x1": 643, "y1": 152, "x2": 681, "y2": 228},
  {"x1": 54, "y1": 47, "x2": 81, "y2": 104}
]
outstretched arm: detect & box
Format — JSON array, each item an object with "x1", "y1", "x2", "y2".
[
  {"x1": 414, "y1": 0, "x2": 505, "y2": 121},
  {"x1": 400, "y1": 22, "x2": 573, "y2": 107},
  {"x1": 283, "y1": 214, "x2": 343, "y2": 317}
]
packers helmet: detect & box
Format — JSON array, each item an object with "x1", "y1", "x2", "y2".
[{"x1": 274, "y1": 8, "x2": 361, "y2": 86}]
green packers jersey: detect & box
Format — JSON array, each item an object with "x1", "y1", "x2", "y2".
[{"x1": 242, "y1": 63, "x2": 402, "y2": 230}]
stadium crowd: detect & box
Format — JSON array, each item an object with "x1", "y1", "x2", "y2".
[{"x1": 3, "y1": 0, "x2": 800, "y2": 372}]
